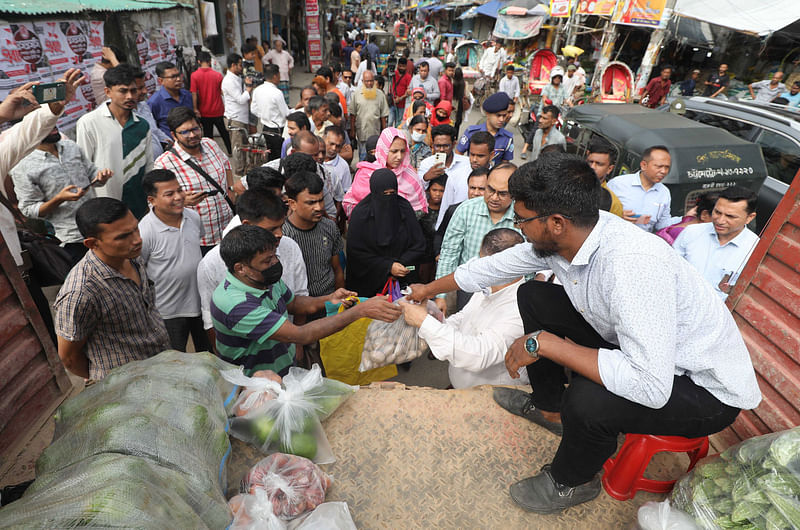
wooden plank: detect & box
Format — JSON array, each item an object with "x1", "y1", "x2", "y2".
[
  {"x1": 735, "y1": 288, "x2": 800, "y2": 360},
  {"x1": 737, "y1": 317, "x2": 800, "y2": 408},
  {"x1": 751, "y1": 373, "x2": 800, "y2": 432},
  {"x1": 770, "y1": 228, "x2": 800, "y2": 275},
  {"x1": 0, "y1": 381, "x2": 60, "y2": 464},
  {"x1": 751, "y1": 255, "x2": 800, "y2": 319},
  {"x1": 0, "y1": 328, "x2": 41, "y2": 394},
  {"x1": 0, "y1": 361, "x2": 52, "y2": 435},
  {"x1": 0, "y1": 297, "x2": 29, "y2": 351}
]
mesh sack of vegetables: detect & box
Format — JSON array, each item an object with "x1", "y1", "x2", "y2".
[
  {"x1": 238, "y1": 453, "x2": 333, "y2": 520},
  {"x1": 0, "y1": 454, "x2": 214, "y2": 528},
  {"x1": 221, "y1": 364, "x2": 357, "y2": 464},
  {"x1": 359, "y1": 297, "x2": 443, "y2": 371},
  {"x1": 670, "y1": 426, "x2": 800, "y2": 529}
]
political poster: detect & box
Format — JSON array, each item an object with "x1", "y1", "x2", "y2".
[
  {"x1": 611, "y1": 0, "x2": 666, "y2": 27},
  {"x1": 550, "y1": 0, "x2": 571, "y2": 17},
  {"x1": 575, "y1": 0, "x2": 617, "y2": 16}
]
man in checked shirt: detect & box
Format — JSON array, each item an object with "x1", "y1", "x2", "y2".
[{"x1": 153, "y1": 106, "x2": 235, "y2": 254}]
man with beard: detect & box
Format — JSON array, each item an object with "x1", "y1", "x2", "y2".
[
  {"x1": 350, "y1": 70, "x2": 388, "y2": 160},
  {"x1": 11, "y1": 127, "x2": 113, "y2": 264},
  {"x1": 77, "y1": 64, "x2": 153, "y2": 219},
  {"x1": 386, "y1": 57, "x2": 412, "y2": 128},
  {"x1": 153, "y1": 106, "x2": 234, "y2": 254},
  {"x1": 408, "y1": 154, "x2": 760, "y2": 514}
]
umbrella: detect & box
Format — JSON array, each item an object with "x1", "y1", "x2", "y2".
[{"x1": 561, "y1": 45, "x2": 584, "y2": 57}]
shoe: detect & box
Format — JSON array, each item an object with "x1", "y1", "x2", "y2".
[
  {"x1": 520, "y1": 152, "x2": 528, "y2": 160},
  {"x1": 510, "y1": 465, "x2": 601, "y2": 514},
  {"x1": 492, "y1": 388, "x2": 563, "y2": 436}
]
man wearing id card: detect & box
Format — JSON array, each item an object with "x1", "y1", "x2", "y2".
[
  {"x1": 607, "y1": 146, "x2": 681, "y2": 233},
  {"x1": 673, "y1": 186, "x2": 759, "y2": 300}
]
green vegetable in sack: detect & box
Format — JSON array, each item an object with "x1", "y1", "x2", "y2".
[
  {"x1": 251, "y1": 416, "x2": 280, "y2": 446},
  {"x1": 764, "y1": 490, "x2": 800, "y2": 527},
  {"x1": 714, "y1": 476, "x2": 734, "y2": 493},
  {"x1": 279, "y1": 431, "x2": 318, "y2": 460},
  {"x1": 732, "y1": 501, "x2": 763, "y2": 524},
  {"x1": 764, "y1": 506, "x2": 792, "y2": 530},
  {"x1": 726, "y1": 434, "x2": 775, "y2": 466},
  {"x1": 716, "y1": 498, "x2": 735, "y2": 514},
  {"x1": 701, "y1": 460, "x2": 729, "y2": 479},
  {"x1": 740, "y1": 489, "x2": 770, "y2": 505},
  {"x1": 758, "y1": 473, "x2": 800, "y2": 497},
  {"x1": 768, "y1": 428, "x2": 800, "y2": 469}
]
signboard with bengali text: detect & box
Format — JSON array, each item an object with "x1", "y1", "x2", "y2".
[
  {"x1": 575, "y1": 0, "x2": 617, "y2": 16},
  {"x1": 611, "y1": 0, "x2": 666, "y2": 27},
  {"x1": 306, "y1": 0, "x2": 323, "y2": 72}
]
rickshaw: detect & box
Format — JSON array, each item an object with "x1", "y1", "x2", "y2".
[
  {"x1": 527, "y1": 48, "x2": 557, "y2": 96},
  {"x1": 596, "y1": 61, "x2": 634, "y2": 103},
  {"x1": 563, "y1": 104, "x2": 768, "y2": 213},
  {"x1": 394, "y1": 21, "x2": 408, "y2": 46},
  {"x1": 364, "y1": 30, "x2": 397, "y2": 73},
  {"x1": 454, "y1": 39, "x2": 482, "y2": 80}
]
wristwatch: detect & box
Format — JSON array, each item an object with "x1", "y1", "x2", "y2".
[{"x1": 525, "y1": 330, "x2": 544, "y2": 359}]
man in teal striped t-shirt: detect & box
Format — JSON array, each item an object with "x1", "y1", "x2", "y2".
[{"x1": 211, "y1": 225, "x2": 401, "y2": 376}]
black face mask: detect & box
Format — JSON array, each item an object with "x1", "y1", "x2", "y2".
[{"x1": 256, "y1": 261, "x2": 283, "y2": 286}]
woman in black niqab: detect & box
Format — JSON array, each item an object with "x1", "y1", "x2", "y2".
[{"x1": 345, "y1": 168, "x2": 427, "y2": 297}]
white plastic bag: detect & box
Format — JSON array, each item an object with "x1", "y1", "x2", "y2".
[
  {"x1": 289, "y1": 502, "x2": 357, "y2": 530},
  {"x1": 637, "y1": 500, "x2": 700, "y2": 530},
  {"x1": 221, "y1": 365, "x2": 357, "y2": 464},
  {"x1": 229, "y1": 489, "x2": 287, "y2": 530},
  {"x1": 360, "y1": 297, "x2": 443, "y2": 371}
]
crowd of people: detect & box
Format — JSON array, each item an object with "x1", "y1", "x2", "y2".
[{"x1": 0, "y1": 33, "x2": 765, "y2": 516}]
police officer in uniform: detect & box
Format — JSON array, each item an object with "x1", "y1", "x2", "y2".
[{"x1": 455, "y1": 92, "x2": 514, "y2": 168}]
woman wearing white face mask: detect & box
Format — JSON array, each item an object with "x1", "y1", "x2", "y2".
[{"x1": 408, "y1": 115, "x2": 431, "y2": 170}]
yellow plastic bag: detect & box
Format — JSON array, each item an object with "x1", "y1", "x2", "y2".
[{"x1": 319, "y1": 300, "x2": 397, "y2": 385}]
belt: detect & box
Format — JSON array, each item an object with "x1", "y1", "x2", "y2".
[{"x1": 262, "y1": 126, "x2": 282, "y2": 134}]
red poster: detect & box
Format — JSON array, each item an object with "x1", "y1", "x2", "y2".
[{"x1": 306, "y1": 0, "x2": 323, "y2": 71}]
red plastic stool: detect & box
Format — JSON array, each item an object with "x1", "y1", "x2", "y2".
[{"x1": 601, "y1": 434, "x2": 709, "y2": 501}]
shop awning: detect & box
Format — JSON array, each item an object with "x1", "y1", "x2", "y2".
[
  {"x1": 475, "y1": 0, "x2": 504, "y2": 18},
  {"x1": 673, "y1": 0, "x2": 800, "y2": 36},
  {"x1": 0, "y1": 0, "x2": 184, "y2": 15},
  {"x1": 493, "y1": 14, "x2": 542, "y2": 39},
  {"x1": 445, "y1": 0, "x2": 477, "y2": 7},
  {"x1": 458, "y1": 5, "x2": 479, "y2": 19}
]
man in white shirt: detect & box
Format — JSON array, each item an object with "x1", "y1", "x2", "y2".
[
  {"x1": 251, "y1": 63, "x2": 290, "y2": 162},
  {"x1": 263, "y1": 38, "x2": 294, "y2": 105},
  {"x1": 418, "y1": 124, "x2": 471, "y2": 229},
  {"x1": 499, "y1": 64, "x2": 520, "y2": 103},
  {"x1": 197, "y1": 189, "x2": 308, "y2": 347},
  {"x1": 322, "y1": 125, "x2": 353, "y2": 194},
  {"x1": 222, "y1": 53, "x2": 255, "y2": 175},
  {"x1": 401, "y1": 228, "x2": 529, "y2": 389},
  {"x1": 139, "y1": 169, "x2": 211, "y2": 352},
  {"x1": 409, "y1": 153, "x2": 760, "y2": 514},
  {"x1": 674, "y1": 185, "x2": 759, "y2": 300},
  {"x1": 607, "y1": 145, "x2": 678, "y2": 232},
  {"x1": 479, "y1": 42, "x2": 502, "y2": 79}
]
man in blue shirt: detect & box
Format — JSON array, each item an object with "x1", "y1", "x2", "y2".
[
  {"x1": 778, "y1": 81, "x2": 800, "y2": 108},
  {"x1": 147, "y1": 61, "x2": 193, "y2": 138},
  {"x1": 607, "y1": 145, "x2": 678, "y2": 233},
  {"x1": 366, "y1": 35, "x2": 380, "y2": 65},
  {"x1": 455, "y1": 92, "x2": 514, "y2": 168},
  {"x1": 673, "y1": 186, "x2": 759, "y2": 300}
]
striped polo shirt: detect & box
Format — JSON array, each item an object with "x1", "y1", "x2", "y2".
[{"x1": 210, "y1": 272, "x2": 295, "y2": 376}]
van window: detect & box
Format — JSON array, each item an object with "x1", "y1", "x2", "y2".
[
  {"x1": 683, "y1": 110, "x2": 759, "y2": 142},
  {"x1": 755, "y1": 129, "x2": 800, "y2": 185}
]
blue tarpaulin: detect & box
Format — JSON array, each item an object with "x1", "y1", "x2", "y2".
[{"x1": 475, "y1": 0, "x2": 504, "y2": 18}]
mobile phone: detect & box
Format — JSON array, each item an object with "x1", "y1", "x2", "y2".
[
  {"x1": 32, "y1": 82, "x2": 66, "y2": 104},
  {"x1": 433, "y1": 152, "x2": 446, "y2": 165},
  {"x1": 203, "y1": 189, "x2": 221, "y2": 197},
  {"x1": 81, "y1": 179, "x2": 103, "y2": 192},
  {"x1": 629, "y1": 213, "x2": 641, "y2": 219}
]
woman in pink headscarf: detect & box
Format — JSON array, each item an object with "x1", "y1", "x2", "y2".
[{"x1": 343, "y1": 127, "x2": 428, "y2": 218}]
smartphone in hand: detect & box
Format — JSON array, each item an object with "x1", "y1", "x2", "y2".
[
  {"x1": 32, "y1": 82, "x2": 66, "y2": 104},
  {"x1": 433, "y1": 152, "x2": 446, "y2": 165},
  {"x1": 81, "y1": 179, "x2": 103, "y2": 192}
]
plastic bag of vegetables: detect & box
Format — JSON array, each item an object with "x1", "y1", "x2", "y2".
[
  {"x1": 222, "y1": 364, "x2": 357, "y2": 464},
  {"x1": 239, "y1": 453, "x2": 333, "y2": 520},
  {"x1": 670, "y1": 426, "x2": 800, "y2": 529},
  {"x1": 0, "y1": 453, "x2": 225, "y2": 528},
  {"x1": 359, "y1": 297, "x2": 443, "y2": 371}
]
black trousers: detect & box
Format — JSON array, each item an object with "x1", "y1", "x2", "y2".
[
  {"x1": 164, "y1": 316, "x2": 212, "y2": 353},
  {"x1": 517, "y1": 280, "x2": 741, "y2": 486},
  {"x1": 262, "y1": 127, "x2": 284, "y2": 162},
  {"x1": 200, "y1": 116, "x2": 232, "y2": 154}
]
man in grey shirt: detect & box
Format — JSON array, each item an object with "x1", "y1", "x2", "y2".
[
  {"x1": 408, "y1": 153, "x2": 760, "y2": 514},
  {"x1": 11, "y1": 127, "x2": 113, "y2": 263},
  {"x1": 409, "y1": 61, "x2": 440, "y2": 105}
]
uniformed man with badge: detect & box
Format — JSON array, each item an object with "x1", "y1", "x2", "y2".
[{"x1": 455, "y1": 92, "x2": 514, "y2": 168}]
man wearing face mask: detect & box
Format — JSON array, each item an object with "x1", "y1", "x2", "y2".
[
  {"x1": 211, "y1": 224, "x2": 401, "y2": 376},
  {"x1": 11, "y1": 127, "x2": 113, "y2": 264}
]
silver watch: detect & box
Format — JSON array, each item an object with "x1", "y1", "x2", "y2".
[{"x1": 524, "y1": 330, "x2": 544, "y2": 359}]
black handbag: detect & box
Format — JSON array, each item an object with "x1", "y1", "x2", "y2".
[{"x1": 0, "y1": 193, "x2": 72, "y2": 286}]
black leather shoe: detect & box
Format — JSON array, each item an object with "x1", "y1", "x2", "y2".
[
  {"x1": 510, "y1": 465, "x2": 601, "y2": 514},
  {"x1": 492, "y1": 387, "x2": 563, "y2": 436}
]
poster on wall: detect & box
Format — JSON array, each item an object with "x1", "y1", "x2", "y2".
[
  {"x1": 136, "y1": 25, "x2": 179, "y2": 98},
  {"x1": 549, "y1": 0, "x2": 571, "y2": 17},
  {"x1": 0, "y1": 19, "x2": 103, "y2": 130},
  {"x1": 575, "y1": 0, "x2": 617, "y2": 16},
  {"x1": 611, "y1": 0, "x2": 666, "y2": 27},
  {"x1": 306, "y1": 0, "x2": 323, "y2": 72}
]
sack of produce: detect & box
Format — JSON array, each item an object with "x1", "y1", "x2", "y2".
[
  {"x1": 0, "y1": 351, "x2": 239, "y2": 528},
  {"x1": 670, "y1": 426, "x2": 800, "y2": 529},
  {"x1": 222, "y1": 364, "x2": 357, "y2": 464},
  {"x1": 359, "y1": 297, "x2": 443, "y2": 371},
  {"x1": 240, "y1": 453, "x2": 333, "y2": 520},
  {"x1": 0, "y1": 453, "x2": 230, "y2": 528}
]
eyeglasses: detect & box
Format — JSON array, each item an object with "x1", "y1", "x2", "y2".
[
  {"x1": 513, "y1": 213, "x2": 573, "y2": 226},
  {"x1": 160, "y1": 74, "x2": 181, "y2": 80},
  {"x1": 486, "y1": 186, "x2": 511, "y2": 199},
  {"x1": 176, "y1": 127, "x2": 201, "y2": 137}
]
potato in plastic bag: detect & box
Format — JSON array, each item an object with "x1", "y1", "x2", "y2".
[
  {"x1": 240, "y1": 453, "x2": 333, "y2": 520},
  {"x1": 359, "y1": 297, "x2": 443, "y2": 371}
]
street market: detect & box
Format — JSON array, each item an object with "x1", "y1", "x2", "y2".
[{"x1": 0, "y1": 0, "x2": 799, "y2": 528}]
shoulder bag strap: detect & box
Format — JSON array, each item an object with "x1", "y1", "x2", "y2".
[{"x1": 169, "y1": 148, "x2": 236, "y2": 212}]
